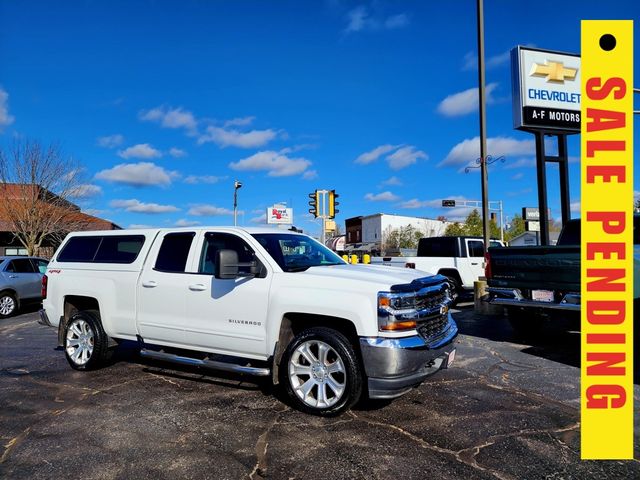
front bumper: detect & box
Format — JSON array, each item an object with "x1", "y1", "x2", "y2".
[{"x1": 359, "y1": 314, "x2": 458, "y2": 399}]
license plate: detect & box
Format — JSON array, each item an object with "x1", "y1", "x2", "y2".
[
  {"x1": 532, "y1": 289, "x2": 554, "y2": 302},
  {"x1": 446, "y1": 349, "x2": 456, "y2": 367}
]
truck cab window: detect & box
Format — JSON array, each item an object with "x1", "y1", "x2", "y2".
[
  {"x1": 155, "y1": 232, "x2": 195, "y2": 272},
  {"x1": 200, "y1": 233, "x2": 257, "y2": 275},
  {"x1": 467, "y1": 241, "x2": 484, "y2": 257}
]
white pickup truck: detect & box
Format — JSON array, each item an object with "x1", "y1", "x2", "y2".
[
  {"x1": 40, "y1": 227, "x2": 457, "y2": 415},
  {"x1": 371, "y1": 236, "x2": 503, "y2": 304}
]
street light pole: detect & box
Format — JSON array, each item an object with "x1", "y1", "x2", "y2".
[
  {"x1": 477, "y1": 0, "x2": 490, "y2": 255},
  {"x1": 233, "y1": 180, "x2": 242, "y2": 226}
]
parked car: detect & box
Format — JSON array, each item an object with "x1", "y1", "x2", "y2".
[
  {"x1": 370, "y1": 236, "x2": 504, "y2": 304},
  {"x1": 0, "y1": 256, "x2": 49, "y2": 318},
  {"x1": 486, "y1": 216, "x2": 639, "y2": 336},
  {"x1": 39, "y1": 228, "x2": 457, "y2": 416}
]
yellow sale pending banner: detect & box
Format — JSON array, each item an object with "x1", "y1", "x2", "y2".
[{"x1": 581, "y1": 20, "x2": 633, "y2": 459}]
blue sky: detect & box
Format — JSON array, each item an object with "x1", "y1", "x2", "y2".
[{"x1": 0, "y1": 0, "x2": 638, "y2": 235}]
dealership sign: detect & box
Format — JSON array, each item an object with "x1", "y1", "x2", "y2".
[
  {"x1": 266, "y1": 205, "x2": 293, "y2": 225},
  {"x1": 511, "y1": 46, "x2": 581, "y2": 133}
]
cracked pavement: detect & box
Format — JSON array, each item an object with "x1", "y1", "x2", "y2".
[{"x1": 1, "y1": 306, "x2": 639, "y2": 479}]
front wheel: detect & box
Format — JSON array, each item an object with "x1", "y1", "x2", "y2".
[
  {"x1": 280, "y1": 327, "x2": 363, "y2": 416},
  {"x1": 64, "y1": 310, "x2": 111, "y2": 371}
]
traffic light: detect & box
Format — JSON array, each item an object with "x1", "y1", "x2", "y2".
[
  {"x1": 308, "y1": 190, "x2": 319, "y2": 218},
  {"x1": 442, "y1": 199, "x2": 456, "y2": 207},
  {"x1": 328, "y1": 190, "x2": 339, "y2": 219}
]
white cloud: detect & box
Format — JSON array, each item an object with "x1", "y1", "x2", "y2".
[
  {"x1": 110, "y1": 199, "x2": 179, "y2": 214},
  {"x1": 507, "y1": 188, "x2": 533, "y2": 197},
  {"x1": 169, "y1": 147, "x2": 187, "y2": 158},
  {"x1": 250, "y1": 213, "x2": 267, "y2": 224},
  {"x1": 95, "y1": 162, "x2": 179, "y2": 186},
  {"x1": 439, "y1": 136, "x2": 535, "y2": 168},
  {"x1": 188, "y1": 204, "x2": 234, "y2": 216},
  {"x1": 462, "y1": 49, "x2": 512, "y2": 71},
  {"x1": 355, "y1": 144, "x2": 399, "y2": 165},
  {"x1": 224, "y1": 116, "x2": 255, "y2": 127},
  {"x1": 69, "y1": 184, "x2": 103, "y2": 199},
  {"x1": 139, "y1": 106, "x2": 197, "y2": 132},
  {"x1": 570, "y1": 201, "x2": 581, "y2": 213},
  {"x1": 511, "y1": 172, "x2": 525, "y2": 180},
  {"x1": 229, "y1": 150, "x2": 311, "y2": 177},
  {"x1": 437, "y1": 83, "x2": 498, "y2": 117},
  {"x1": 198, "y1": 125, "x2": 278, "y2": 148},
  {"x1": 183, "y1": 175, "x2": 227, "y2": 184},
  {"x1": 384, "y1": 14, "x2": 410, "y2": 29},
  {"x1": 302, "y1": 170, "x2": 318, "y2": 180},
  {"x1": 344, "y1": 6, "x2": 410, "y2": 33},
  {"x1": 118, "y1": 143, "x2": 162, "y2": 160},
  {"x1": 380, "y1": 176, "x2": 403, "y2": 187},
  {"x1": 175, "y1": 219, "x2": 201, "y2": 227},
  {"x1": 82, "y1": 208, "x2": 105, "y2": 216},
  {"x1": 364, "y1": 191, "x2": 400, "y2": 202},
  {"x1": 97, "y1": 134, "x2": 124, "y2": 148},
  {"x1": 387, "y1": 146, "x2": 427, "y2": 170},
  {"x1": 129, "y1": 224, "x2": 153, "y2": 229},
  {"x1": 399, "y1": 195, "x2": 469, "y2": 209},
  {"x1": 504, "y1": 157, "x2": 537, "y2": 170},
  {"x1": 0, "y1": 87, "x2": 14, "y2": 131}
]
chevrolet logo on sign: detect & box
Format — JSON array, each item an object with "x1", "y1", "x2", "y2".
[{"x1": 530, "y1": 60, "x2": 578, "y2": 83}]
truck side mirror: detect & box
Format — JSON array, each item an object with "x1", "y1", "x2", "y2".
[{"x1": 215, "y1": 249, "x2": 239, "y2": 279}]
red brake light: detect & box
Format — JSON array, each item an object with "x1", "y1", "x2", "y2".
[
  {"x1": 41, "y1": 274, "x2": 48, "y2": 299},
  {"x1": 484, "y1": 253, "x2": 492, "y2": 279}
]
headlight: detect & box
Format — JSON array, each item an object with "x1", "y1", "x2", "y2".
[{"x1": 378, "y1": 292, "x2": 418, "y2": 331}]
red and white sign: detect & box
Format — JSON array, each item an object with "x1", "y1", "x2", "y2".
[{"x1": 267, "y1": 205, "x2": 293, "y2": 225}]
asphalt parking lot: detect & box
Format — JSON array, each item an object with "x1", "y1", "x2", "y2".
[{"x1": 1, "y1": 305, "x2": 639, "y2": 479}]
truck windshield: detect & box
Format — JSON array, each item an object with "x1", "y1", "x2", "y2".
[{"x1": 252, "y1": 233, "x2": 345, "y2": 272}]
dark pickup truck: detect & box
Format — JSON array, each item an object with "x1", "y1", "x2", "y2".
[{"x1": 486, "y1": 216, "x2": 639, "y2": 336}]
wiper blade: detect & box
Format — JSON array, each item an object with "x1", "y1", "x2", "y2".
[{"x1": 286, "y1": 266, "x2": 311, "y2": 272}]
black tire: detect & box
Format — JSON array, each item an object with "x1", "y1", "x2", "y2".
[
  {"x1": 0, "y1": 291, "x2": 18, "y2": 318},
  {"x1": 280, "y1": 327, "x2": 363, "y2": 416},
  {"x1": 444, "y1": 276, "x2": 462, "y2": 307},
  {"x1": 64, "y1": 310, "x2": 111, "y2": 371}
]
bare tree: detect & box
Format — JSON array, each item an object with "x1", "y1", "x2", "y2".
[{"x1": 0, "y1": 140, "x2": 89, "y2": 256}]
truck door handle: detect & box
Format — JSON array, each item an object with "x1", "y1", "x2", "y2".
[
  {"x1": 142, "y1": 280, "x2": 158, "y2": 288},
  {"x1": 8, "y1": 274, "x2": 17, "y2": 278},
  {"x1": 189, "y1": 284, "x2": 207, "y2": 291},
  {"x1": 471, "y1": 262, "x2": 479, "y2": 265}
]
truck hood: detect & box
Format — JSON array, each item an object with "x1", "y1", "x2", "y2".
[{"x1": 297, "y1": 264, "x2": 435, "y2": 289}]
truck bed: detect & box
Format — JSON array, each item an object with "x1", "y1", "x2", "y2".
[{"x1": 488, "y1": 245, "x2": 580, "y2": 292}]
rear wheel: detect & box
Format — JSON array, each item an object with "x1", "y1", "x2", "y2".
[
  {"x1": 280, "y1": 327, "x2": 362, "y2": 416},
  {"x1": 64, "y1": 310, "x2": 111, "y2": 370},
  {"x1": 0, "y1": 291, "x2": 17, "y2": 318}
]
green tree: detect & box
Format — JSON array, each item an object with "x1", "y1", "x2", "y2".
[
  {"x1": 505, "y1": 214, "x2": 525, "y2": 242},
  {"x1": 463, "y1": 209, "x2": 483, "y2": 236},
  {"x1": 444, "y1": 222, "x2": 465, "y2": 236}
]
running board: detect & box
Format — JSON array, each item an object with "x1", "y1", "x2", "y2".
[{"x1": 139, "y1": 349, "x2": 271, "y2": 377}]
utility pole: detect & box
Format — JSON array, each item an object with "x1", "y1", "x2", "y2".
[{"x1": 477, "y1": 0, "x2": 490, "y2": 255}]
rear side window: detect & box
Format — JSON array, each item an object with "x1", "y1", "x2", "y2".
[
  {"x1": 6, "y1": 259, "x2": 36, "y2": 273},
  {"x1": 557, "y1": 220, "x2": 580, "y2": 245},
  {"x1": 57, "y1": 235, "x2": 145, "y2": 263},
  {"x1": 155, "y1": 232, "x2": 195, "y2": 272},
  {"x1": 467, "y1": 240, "x2": 484, "y2": 257},
  {"x1": 93, "y1": 236, "x2": 145, "y2": 263},
  {"x1": 417, "y1": 238, "x2": 456, "y2": 257},
  {"x1": 57, "y1": 237, "x2": 103, "y2": 262}
]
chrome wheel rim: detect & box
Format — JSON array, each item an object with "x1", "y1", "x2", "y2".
[
  {"x1": 0, "y1": 295, "x2": 15, "y2": 316},
  {"x1": 288, "y1": 340, "x2": 346, "y2": 409},
  {"x1": 66, "y1": 319, "x2": 94, "y2": 366}
]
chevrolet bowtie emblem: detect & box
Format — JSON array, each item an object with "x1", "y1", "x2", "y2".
[{"x1": 529, "y1": 61, "x2": 578, "y2": 83}]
